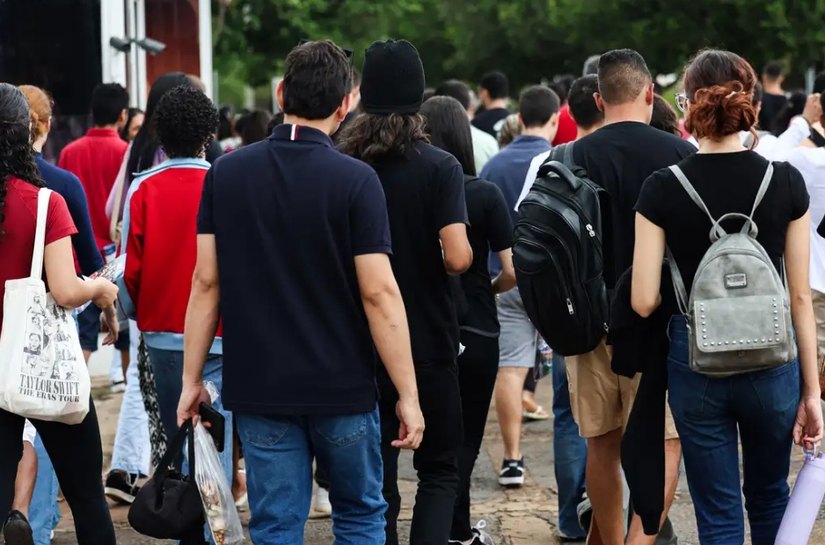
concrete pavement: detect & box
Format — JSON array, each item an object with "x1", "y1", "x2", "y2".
[{"x1": 48, "y1": 349, "x2": 825, "y2": 544}]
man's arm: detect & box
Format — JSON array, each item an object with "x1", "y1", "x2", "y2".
[
  {"x1": 355, "y1": 253, "x2": 424, "y2": 450},
  {"x1": 178, "y1": 234, "x2": 221, "y2": 425}
]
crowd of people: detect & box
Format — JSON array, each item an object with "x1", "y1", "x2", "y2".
[{"x1": 0, "y1": 35, "x2": 824, "y2": 545}]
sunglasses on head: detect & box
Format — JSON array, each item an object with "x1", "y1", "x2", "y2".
[{"x1": 298, "y1": 39, "x2": 354, "y2": 61}]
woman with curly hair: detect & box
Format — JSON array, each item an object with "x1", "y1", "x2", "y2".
[
  {"x1": 0, "y1": 83, "x2": 119, "y2": 544},
  {"x1": 339, "y1": 39, "x2": 472, "y2": 545},
  {"x1": 120, "y1": 85, "x2": 233, "y2": 502}
]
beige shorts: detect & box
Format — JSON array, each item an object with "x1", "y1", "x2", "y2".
[{"x1": 566, "y1": 339, "x2": 678, "y2": 440}]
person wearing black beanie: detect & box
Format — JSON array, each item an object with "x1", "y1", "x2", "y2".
[{"x1": 340, "y1": 40, "x2": 475, "y2": 545}]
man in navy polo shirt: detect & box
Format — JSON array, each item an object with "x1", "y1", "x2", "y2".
[{"x1": 177, "y1": 40, "x2": 425, "y2": 545}]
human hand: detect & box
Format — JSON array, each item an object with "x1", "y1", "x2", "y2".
[
  {"x1": 393, "y1": 396, "x2": 425, "y2": 450},
  {"x1": 92, "y1": 278, "x2": 118, "y2": 309},
  {"x1": 177, "y1": 381, "x2": 211, "y2": 427},
  {"x1": 100, "y1": 306, "x2": 119, "y2": 345},
  {"x1": 802, "y1": 93, "x2": 822, "y2": 126},
  {"x1": 793, "y1": 396, "x2": 824, "y2": 450}
]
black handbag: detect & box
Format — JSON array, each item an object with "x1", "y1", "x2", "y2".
[{"x1": 128, "y1": 419, "x2": 206, "y2": 543}]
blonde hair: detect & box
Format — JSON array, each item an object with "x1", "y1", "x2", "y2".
[{"x1": 18, "y1": 85, "x2": 53, "y2": 141}]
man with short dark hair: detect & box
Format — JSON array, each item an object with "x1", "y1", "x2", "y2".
[
  {"x1": 481, "y1": 85, "x2": 560, "y2": 491},
  {"x1": 59, "y1": 83, "x2": 131, "y2": 382},
  {"x1": 567, "y1": 49, "x2": 694, "y2": 545},
  {"x1": 472, "y1": 70, "x2": 511, "y2": 137},
  {"x1": 434, "y1": 79, "x2": 499, "y2": 172},
  {"x1": 759, "y1": 60, "x2": 788, "y2": 131},
  {"x1": 568, "y1": 74, "x2": 604, "y2": 138},
  {"x1": 177, "y1": 40, "x2": 424, "y2": 545}
]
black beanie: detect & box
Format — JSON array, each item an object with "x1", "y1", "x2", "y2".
[{"x1": 360, "y1": 39, "x2": 425, "y2": 115}]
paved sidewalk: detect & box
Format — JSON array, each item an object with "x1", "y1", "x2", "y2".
[{"x1": 51, "y1": 371, "x2": 825, "y2": 544}]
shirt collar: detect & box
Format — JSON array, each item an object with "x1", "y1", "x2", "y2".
[
  {"x1": 271, "y1": 124, "x2": 334, "y2": 147},
  {"x1": 85, "y1": 127, "x2": 120, "y2": 138},
  {"x1": 512, "y1": 135, "x2": 550, "y2": 146},
  {"x1": 133, "y1": 156, "x2": 210, "y2": 180}
]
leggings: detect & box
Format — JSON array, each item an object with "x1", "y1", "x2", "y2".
[{"x1": 0, "y1": 400, "x2": 116, "y2": 544}]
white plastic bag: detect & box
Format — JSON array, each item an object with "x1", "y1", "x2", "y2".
[{"x1": 193, "y1": 422, "x2": 243, "y2": 545}]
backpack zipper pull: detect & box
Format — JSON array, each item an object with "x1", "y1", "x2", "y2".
[
  {"x1": 566, "y1": 298, "x2": 574, "y2": 315},
  {"x1": 586, "y1": 224, "x2": 596, "y2": 238}
]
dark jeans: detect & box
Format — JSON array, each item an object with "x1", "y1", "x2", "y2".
[
  {"x1": 451, "y1": 332, "x2": 499, "y2": 541},
  {"x1": 0, "y1": 401, "x2": 116, "y2": 544},
  {"x1": 552, "y1": 354, "x2": 587, "y2": 539},
  {"x1": 667, "y1": 315, "x2": 799, "y2": 545},
  {"x1": 379, "y1": 361, "x2": 463, "y2": 545}
]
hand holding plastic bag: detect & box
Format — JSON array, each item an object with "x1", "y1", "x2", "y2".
[{"x1": 193, "y1": 422, "x2": 243, "y2": 545}]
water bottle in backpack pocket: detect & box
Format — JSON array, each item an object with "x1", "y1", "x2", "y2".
[
  {"x1": 514, "y1": 143, "x2": 610, "y2": 356},
  {"x1": 667, "y1": 163, "x2": 797, "y2": 376}
]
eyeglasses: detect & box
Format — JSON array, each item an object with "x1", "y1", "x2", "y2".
[
  {"x1": 298, "y1": 39, "x2": 354, "y2": 61},
  {"x1": 675, "y1": 93, "x2": 688, "y2": 113}
]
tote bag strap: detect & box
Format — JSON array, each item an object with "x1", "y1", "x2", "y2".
[{"x1": 30, "y1": 188, "x2": 53, "y2": 279}]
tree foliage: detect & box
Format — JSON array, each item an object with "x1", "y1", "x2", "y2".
[{"x1": 213, "y1": 0, "x2": 825, "y2": 104}]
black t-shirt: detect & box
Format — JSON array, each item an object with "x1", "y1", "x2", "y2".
[
  {"x1": 573, "y1": 121, "x2": 696, "y2": 287},
  {"x1": 457, "y1": 175, "x2": 513, "y2": 337},
  {"x1": 372, "y1": 142, "x2": 468, "y2": 363},
  {"x1": 636, "y1": 151, "x2": 809, "y2": 291},
  {"x1": 198, "y1": 124, "x2": 392, "y2": 415},
  {"x1": 759, "y1": 92, "x2": 788, "y2": 132},
  {"x1": 472, "y1": 107, "x2": 510, "y2": 138}
]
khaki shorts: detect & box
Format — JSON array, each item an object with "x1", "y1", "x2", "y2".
[{"x1": 566, "y1": 339, "x2": 678, "y2": 440}]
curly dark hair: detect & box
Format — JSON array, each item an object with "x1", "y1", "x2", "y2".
[
  {"x1": 0, "y1": 83, "x2": 44, "y2": 233},
  {"x1": 155, "y1": 85, "x2": 219, "y2": 159},
  {"x1": 337, "y1": 113, "x2": 428, "y2": 164}
]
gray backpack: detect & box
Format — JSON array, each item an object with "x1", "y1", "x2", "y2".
[{"x1": 667, "y1": 163, "x2": 797, "y2": 376}]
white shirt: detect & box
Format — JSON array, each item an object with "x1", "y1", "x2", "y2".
[
  {"x1": 514, "y1": 149, "x2": 552, "y2": 211},
  {"x1": 785, "y1": 146, "x2": 825, "y2": 293},
  {"x1": 471, "y1": 125, "x2": 499, "y2": 175}
]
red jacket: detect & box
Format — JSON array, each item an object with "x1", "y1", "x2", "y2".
[
  {"x1": 59, "y1": 128, "x2": 127, "y2": 252},
  {"x1": 552, "y1": 104, "x2": 578, "y2": 146},
  {"x1": 124, "y1": 159, "x2": 222, "y2": 339}
]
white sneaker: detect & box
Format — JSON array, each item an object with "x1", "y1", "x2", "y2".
[
  {"x1": 448, "y1": 520, "x2": 496, "y2": 545},
  {"x1": 312, "y1": 487, "x2": 332, "y2": 518}
]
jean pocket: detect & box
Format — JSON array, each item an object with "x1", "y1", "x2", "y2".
[
  {"x1": 240, "y1": 416, "x2": 291, "y2": 447},
  {"x1": 748, "y1": 361, "x2": 800, "y2": 416},
  {"x1": 314, "y1": 413, "x2": 368, "y2": 447}
]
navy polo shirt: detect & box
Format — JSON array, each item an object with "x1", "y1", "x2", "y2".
[{"x1": 198, "y1": 124, "x2": 392, "y2": 415}]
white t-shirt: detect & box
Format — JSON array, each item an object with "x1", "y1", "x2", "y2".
[{"x1": 785, "y1": 146, "x2": 825, "y2": 293}]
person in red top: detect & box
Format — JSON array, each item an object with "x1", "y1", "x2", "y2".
[
  {"x1": 59, "y1": 83, "x2": 129, "y2": 366},
  {"x1": 121, "y1": 86, "x2": 234, "y2": 516},
  {"x1": 0, "y1": 83, "x2": 119, "y2": 545},
  {"x1": 58, "y1": 83, "x2": 129, "y2": 254}
]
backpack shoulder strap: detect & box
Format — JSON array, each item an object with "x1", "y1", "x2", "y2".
[
  {"x1": 666, "y1": 246, "x2": 689, "y2": 315},
  {"x1": 749, "y1": 163, "x2": 774, "y2": 218},
  {"x1": 668, "y1": 165, "x2": 714, "y2": 225},
  {"x1": 548, "y1": 142, "x2": 575, "y2": 169}
]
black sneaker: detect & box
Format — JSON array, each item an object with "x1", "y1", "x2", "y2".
[
  {"x1": 3, "y1": 510, "x2": 34, "y2": 545},
  {"x1": 104, "y1": 470, "x2": 140, "y2": 504},
  {"x1": 498, "y1": 458, "x2": 525, "y2": 487}
]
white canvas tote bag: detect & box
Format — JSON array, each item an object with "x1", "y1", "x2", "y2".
[{"x1": 0, "y1": 188, "x2": 90, "y2": 424}]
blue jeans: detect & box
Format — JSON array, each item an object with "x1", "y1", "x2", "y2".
[
  {"x1": 667, "y1": 315, "x2": 799, "y2": 545},
  {"x1": 109, "y1": 321, "x2": 150, "y2": 476},
  {"x1": 552, "y1": 353, "x2": 588, "y2": 539},
  {"x1": 29, "y1": 435, "x2": 60, "y2": 545},
  {"x1": 145, "y1": 348, "x2": 233, "y2": 543},
  {"x1": 236, "y1": 407, "x2": 386, "y2": 545}
]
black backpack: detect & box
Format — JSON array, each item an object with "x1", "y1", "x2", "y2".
[{"x1": 513, "y1": 142, "x2": 609, "y2": 356}]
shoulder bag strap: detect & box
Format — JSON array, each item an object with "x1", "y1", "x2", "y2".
[
  {"x1": 30, "y1": 188, "x2": 53, "y2": 279},
  {"x1": 109, "y1": 144, "x2": 131, "y2": 243}
]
